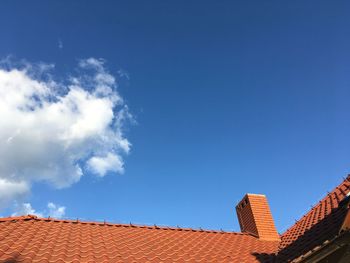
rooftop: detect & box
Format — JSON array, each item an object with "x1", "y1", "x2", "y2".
[
  {"x1": 1, "y1": 175, "x2": 350, "y2": 263},
  {"x1": 0, "y1": 215, "x2": 278, "y2": 263}
]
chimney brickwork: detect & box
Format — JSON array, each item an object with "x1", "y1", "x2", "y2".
[{"x1": 236, "y1": 194, "x2": 280, "y2": 241}]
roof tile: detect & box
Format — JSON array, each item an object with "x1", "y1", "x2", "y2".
[
  {"x1": 0, "y1": 216, "x2": 279, "y2": 263},
  {"x1": 1, "y1": 176, "x2": 350, "y2": 262},
  {"x1": 277, "y1": 175, "x2": 350, "y2": 262}
]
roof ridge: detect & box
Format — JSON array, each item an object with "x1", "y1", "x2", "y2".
[
  {"x1": 0, "y1": 214, "x2": 249, "y2": 235},
  {"x1": 0, "y1": 214, "x2": 38, "y2": 221},
  {"x1": 281, "y1": 175, "x2": 350, "y2": 237}
]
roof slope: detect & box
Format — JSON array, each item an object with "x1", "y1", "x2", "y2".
[
  {"x1": 277, "y1": 175, "x2": 350, "y2": 262},
  {"x1": 0, "y1": 216, "x2": 279, "y2": 263},
  {"x1": 1, "y1": 176, "x2": 350, "y2": 263}
]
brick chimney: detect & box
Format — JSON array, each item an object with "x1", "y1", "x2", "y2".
[{"x1": 236, "y1": 193, "x2": 280, "y2": 241}]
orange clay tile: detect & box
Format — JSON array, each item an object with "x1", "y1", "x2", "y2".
[
  {"x1": 0, "y1": 215, "x2": 279, "y2": 263},
  {"x1": 0, "y1": 175, "x2": 350, "y2": 263},
  {"x1": 277, "y1": 175, "x2": 350, "y2": 262}
]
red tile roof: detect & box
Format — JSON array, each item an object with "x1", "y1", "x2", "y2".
[
  {"x1": 1, "y1": 176, "x2": 350, "y2": 263},
  {"x1": 0, "y1": 216, "x2": 279, "y2": 263},
  {"x1": 277, "y1": 175, "x2": 350, "y2": 262}
]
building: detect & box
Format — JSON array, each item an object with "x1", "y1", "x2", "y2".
[{"x1": 1, "y1": 176, "x2": 350, "y2": 262}]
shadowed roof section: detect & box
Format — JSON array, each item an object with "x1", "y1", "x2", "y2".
[
  {"x1": 277, "y1": 175, "x2": 350, "y2": 262},
  {"x1": 0, "y1": 215, "x2": 279, "y2": 263}
]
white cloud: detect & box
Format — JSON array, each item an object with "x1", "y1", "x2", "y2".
[
  {"x1": 117, "y1": 69, "x2": 130, "y2": 80},
  {"x1": 58, "y1": 39, "x2": 63, "y2": 49},
  {"x1": 0, "y1": 58, "x2": 131, "y2": 209},
  {"x1": 47, "y1": 202, "x2": 66, "y2": 218},
  {"x1": 87, "y1": 152, "x2": 124, "y2": 176},
  {"x1": 12, "y1": 202, "x2": 66, "y2": 219},
  {"x1": 0, "y1": 179, "x2": 30, "y2": 209},
  {"x1": 12, "y1": 203, "x2": 43, "y2": 217}
]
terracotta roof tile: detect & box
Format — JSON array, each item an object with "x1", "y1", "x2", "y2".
[
  {"x1": 2, "y1": 176, "x2": 350, "y2": 262},
  {"x1": 0, "y1": 216, "x2": 279, "y2": 263},
  {"x1": 277, "y1": 175, "x2": 350, "y2": 262}
]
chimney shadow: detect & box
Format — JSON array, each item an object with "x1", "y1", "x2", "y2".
[
  {"x1": 251, "y1": 252, "x2": 276, "y2": 263},
  {"x1": 1, "y1": 254, "x2": 20, "y2": 263},
  {"x1": 3, "y1": 260, "x2": 20, "y2": 263}
]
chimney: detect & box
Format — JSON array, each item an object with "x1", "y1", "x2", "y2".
[{"x1": 236, "y1": 193, "x2": 280, "y2": 241}]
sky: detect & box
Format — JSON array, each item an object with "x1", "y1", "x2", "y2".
[{"x1": 0, "y1": 1, "x2": 350, "y2": 233}]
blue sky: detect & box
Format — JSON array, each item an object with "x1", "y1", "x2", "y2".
[{"x1": 0, "y1": 1, "x2": 350, "y2": 233}]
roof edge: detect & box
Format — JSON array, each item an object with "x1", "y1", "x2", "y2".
[
  {"x1": 0, "y1": 214, "x2": 253, "y2": 236},
  {"x1": 281, "y1": 175, "x2": 350, "y2": 237},
  {"x1": 0, "y1": 214, "x2": 38, "y2": 222},
  {"x1": 291, "y1": 231, "x2": 350, "y2": 263}
]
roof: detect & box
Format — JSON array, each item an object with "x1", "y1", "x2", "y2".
[
  {"x1": 277, "y1": 175, "x2": 350, "y2": 262},
  {"x1": 1, "y1": 176, "x2": 350, "y2": 263},
  {"x1": 0, "y1": 216, "x2": 279, "y2": 263}
]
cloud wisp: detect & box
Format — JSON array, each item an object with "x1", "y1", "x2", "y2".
[
  {"x1": 12, "y1": 202, "x2": 66, "y2": 218},
  {"x1": 0, "y1": 58, "x2": 131, "y2": 210},
  {"x1": 58, "y1": 39, "x2": 63, "y2": 49}
]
